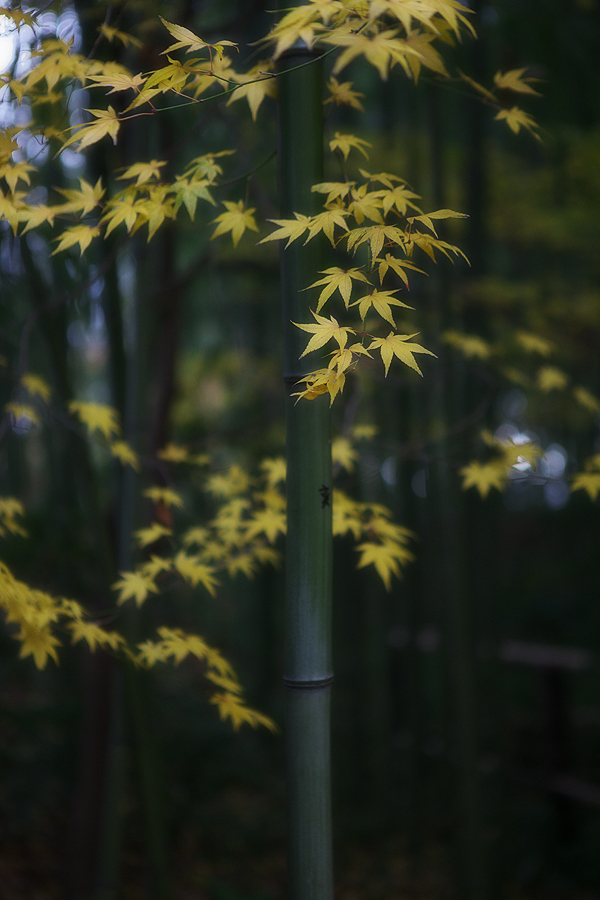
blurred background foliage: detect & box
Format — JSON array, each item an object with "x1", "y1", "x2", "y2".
[{"x1": 1, "y1": 0, "x2": 600, "y2": 898}]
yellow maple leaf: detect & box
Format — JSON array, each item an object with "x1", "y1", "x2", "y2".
[
  {"x1": 259, "y1": 213, "x2": 312, "y2": 248},
  {"x1": 87, "y1": 71, "x2": 146, "y2": 94},
  {"x1": 329, "y1": 132, "x2": 372, "y2": 160},
  {"x1": 295, "y1": 310, "x2": 354, "y2": 358},
  {"x1": 113, "y1": 570, "x2": 158, "y2": 606},
  {"x1": 118, "y1": 159, "x2": 167, "y2": 187},
  {"x1": 21, "y1": 373, "x2": 51, "y2": 402},
  {"x1": 355, "y1": 539, "x2": 404, "y2": 590},
  {"x1": 52, "y1": 224, "x2": 100, "y2": 256},
  {"x1": 226, "y1": 63, "x2": 276, "y2": 120},
  {"x1": 109, "y1": 440, "x2": 140, "y2": 470},
  {"x1": 352, "y1": 288, "x2": 411, "y2": 326},
  {"x1": 211, "y1": 200, "x2": 258, "y2": 247},
  {"x1": 159, "y1": 17, "x2": 237, "y2": 58},
  {"x1": 306, "y1": 267, "x2": 370, "y2": 313},
  {"x1": 134, "y1": 522, "x2": 172, "y2": 548},
  {"x1": 332, "y1": 436, "x2": 357, "y2": 472},
  {"x1": 259, "y1": 457, "x2": 286, "y2": 488},
  {"x1": 460, "y1": 460, "x2": 507, "y2": 498},
  {"x1": 173, "y1": 551, "x2": 219, "y2": 595},
  {"x1": 0, "y1": 496, "x2": 27, "y2": 537},
  {"x1": 325, "y1": 76, "x2": 364, "y2": 111},
  {"x1": 245, "y1": 506, "x2": 286, "y2": 544},
  {"x1": 369, "y1": 332, "x2": 435, "y2": 376},
  {"x1": 16, "y1": 621, "x2": 60, "y2": 669},
  {"x1": 573, "y1": 387, "x2": 600, "y2": 414},
  {"x1": 537, "y1": 366, "x2": 568, "y2": 392},
  {"x1": 69, "y1": 401, "x2": 121, "y2": 440},
  {"x1": 494, "y1": 68, "x2": 541, "y2": 96},
  {"x1": 143, "y1": 486, "x2": 184, "y2": 508},
  {"x1": 572, "y1": 472, "x2": 600, "y2": 501},
  {"x1": 443, "y1": 330, "x2": 491, "y2": 360},
  {"x1": 495, "y1": 106, "x2": 541, "y2": 140},
  {"x1": 63, "y1": 106, "x2": 120, "y2": 151},
  {"x1": 209, "y1": 690, "x2": 278, "y2": 732}
]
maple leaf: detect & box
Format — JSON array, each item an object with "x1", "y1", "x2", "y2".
[
  {"x1": 381, "y1": 184, "x2": 422, "y2": 217},
  {"x1": 118, "y1": 160, "x2": 167, "y2": 187},
  {"x1": 304, "y1": 208, "x2": 350, "y2": 246},
  {"x1": 206, "y1": 465, "x2": 250, "y2": 498},
  {"x1": 209, "y1": 690, "x2": 277, "y2": 732},
  {"x1": 113, "y1": 571, "x2": 158, "y2": 607},
  {"x1": 158, "y1": 443, "x2": 191, "y2": 463},
  {"x1": 265, "y1": 4, "x2": 327, "y2": 57},
  {"x1": 355, "y1": 540, "x2": 404, "y2": 591},
  {"x1": 294, "y1": 310, "x2": 355, "y2": 357},
  {"x1": 227, "y1": 63, "x2": 276, "y2": 120},
  {"x1": 21, "y1": 373, "x2": 51, "y2": 402},
  {"x1": 160, "y1": 17, "x2": 237, "y2": 58},
  {"x1": 110, "y1": 440, "x2": 140, "y2": 471},
  {"x1": 98, "y1": 23, "x2": 143, "y2": 49},
  {"x1": 52, "y1": 224, "x2": 100, "y2": 256},
  {"x1": 63, "y1": 106, "x2": 120, "y2": 150},
  {"x1": 260, "y1": 213, "x2": 312, "y2": 248},
  {"x1": 311, "y1": 181, "x2": 355, "y2": 205},
  {"x1": 327, "y1": 28, "x2": 420, "y2": 81},
  {"x1": 494, "y1": 68, "x2": 541, "y2": 96},
  {"x1": 332, "y1": 436, "x2": 357, "y2": 472},
  {"x1": 407, "y1": 208, "x2": 469, "y2": 237},
  {"x1": 55, "y1": 177, "x2": 105, "y2": 215},
  {"x1": 260, "y1": 457, "x2": 287, "y2": 488},
  {"x1": 572, "y1": 473, "x2": 600, "y2": 501},
  {"x1": 329, "y1": 132, "x2": 372, "y2": 161},
  {"x1": 171, "y1": 177, "x2": 215, "y2": 220},
  {"x1": 404, "y1": 31, "x2": 448, "y2": 82},
  {"x1": 352, "y1": 288, "x2": 412, "y2": 326},
  {"x1": 369, "y1": 332, "x2": 435, "y2": 376},
  {"x1": 87, "y1": 71, "x2": 146, "y2": 94},
  {"x1": 134, "y1": 522, "x2": 172, "y2": 548},
  {"x1": 377, "y1": 254, "x2": 425, "y2": 286},
  {"x1": 495, "y1": 106, "x2": 541, "y2": 140},
  {"x1": 144, "y1": 486, "x2": 184, "y2": 509},
  {"x1": 325, "y1": 76, "x2": 364, "y2": 111},
  {"x1": 101, "y1": 192, "x2": 144, "y2": 236},
  {"x1": 69, "y1": 401, "x2": 120, "y2": 440},
  {"x1": 212, "y1": 200, "x2": 258, "y2": 247},
  {"x1": 245, "y1": 506, "x2": 286, "y2": 544},
  {"x1": 345, "y1": 224, "x2": 405, "y2": 261},
  {"x1": 515, "y1": 331, "x2": 554, "y2": 356},
  {"x1": 573, "y1": 387, "x2": 600, "y2": 414},
  {"x1": 0, "y1": 159, "x2": 35, "y2": 194},
  {"x1": 173, "y1": 550, "x2": 219, "y2": 595},
  {"x1": 16, "y1": 622, "x2": 61, "y2": 669},
  {"x1": 0, "y1": 496, "x2": 27, "y2": 538},
  {"x1": 536, "y1": 366, "x2": 568, "y2": 392},
  {"x1": 443, "y1": 330, "x2": 491, "y2": 360},
  {"x1": 18, "y1": 204, "x2": 56, "y2": 235},
  {"x1": 306, "y1": 267, "x2": 370, "y2": 312},
  {"x1": 292, "y1": 367, "x2": 346, "y2": 405},
  {"x1": 348, "y1": 185, "x2": 386, "y2": 224},
  {"x1": 135, "y1": 185, "x2": 175, "y2": 240},
  {"x1": 460, "y1": 460, "x2": 507, "y2": 498},
  {"x1": 69, "y1": 620, "x2": 124, "y2": 653}
]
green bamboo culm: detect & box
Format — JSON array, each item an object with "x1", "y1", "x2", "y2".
[{"x1": 276, "y1": 25, "x2": 334, "y2": 900}]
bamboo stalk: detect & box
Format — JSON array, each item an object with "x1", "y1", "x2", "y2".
[{"x1": 277, "y1": 29, "x2": 334, "y2": 900}]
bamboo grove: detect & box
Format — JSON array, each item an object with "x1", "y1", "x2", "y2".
[{"x1": 3, "y1": 1, "x2": 599, "y2": 898}]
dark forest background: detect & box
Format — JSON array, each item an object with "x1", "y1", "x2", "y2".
[{"x1": 2, "y1": 1, "x2": 600, "y2": 898}]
